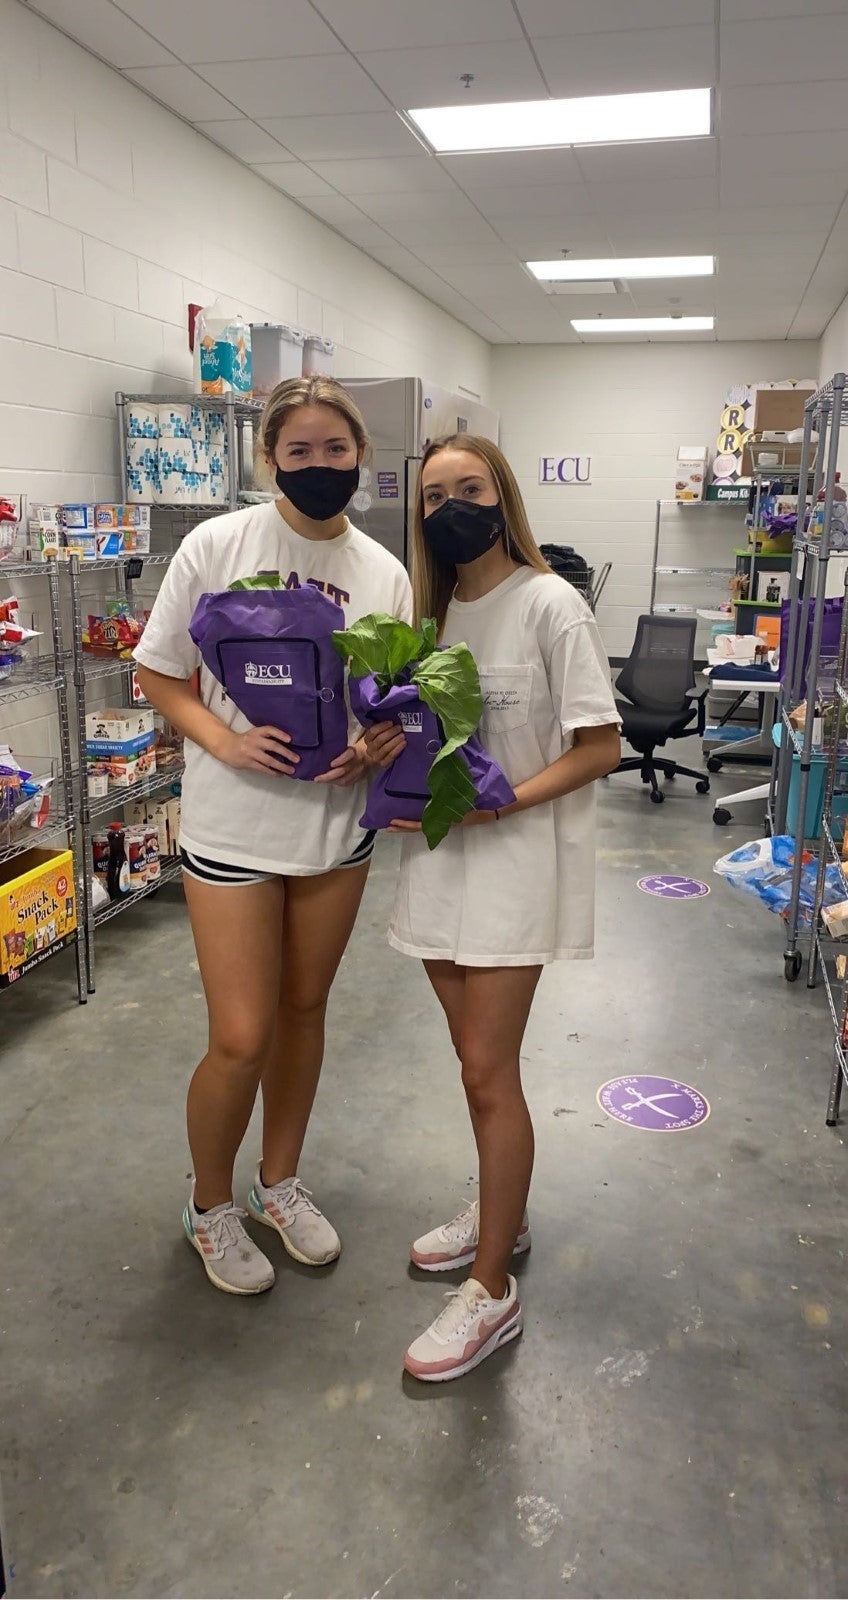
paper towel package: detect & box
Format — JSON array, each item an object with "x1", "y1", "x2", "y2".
[
  {"x1": 158, "y1": 404, "x2": 192, "y2": 439},
  {"x1": 127, "y1": 403, "x2": 158, "y2": 439}
]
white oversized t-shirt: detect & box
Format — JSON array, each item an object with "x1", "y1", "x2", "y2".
[
  {"x1": 134, "y1": 499, "x2": 412, "y2": 875},
  {"x1": 389, "y1": 567, "x2": 619, "y2": 965}
]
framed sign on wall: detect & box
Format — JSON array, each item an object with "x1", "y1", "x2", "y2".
[{"x1": 538, "y1": 456, "x2": 592, "y2": 484}]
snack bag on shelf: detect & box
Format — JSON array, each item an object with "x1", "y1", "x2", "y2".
[{"x1": 333, "y1": 613, "x2": 515, "y2": 850}]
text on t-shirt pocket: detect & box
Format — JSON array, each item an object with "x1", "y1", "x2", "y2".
[{"x1": 479, "y1": 664, "x2": 533, "y2": 732}]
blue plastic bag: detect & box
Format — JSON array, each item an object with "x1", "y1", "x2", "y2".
[{"x1": 714, "y1": 835, "x2": 845, "y2": 923}]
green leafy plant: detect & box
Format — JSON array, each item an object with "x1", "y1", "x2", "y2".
[
  {"x1": 333, "y1": 613, "x2": 482, "y2": 849},
  {"x1": 229, "y1": 574, "x2": 284, "y2": 590}
]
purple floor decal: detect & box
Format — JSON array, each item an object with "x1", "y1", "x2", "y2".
[
  {"x1": 597, "y1": 1074, "x2": 711, "y2": 1132},
  {"x1": 637, "y1": 874, "x2": 710, "y2": 899}
]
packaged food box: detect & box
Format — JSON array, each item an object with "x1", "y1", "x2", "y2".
[
  {"x1": 64, "y1": 531, "x2": 97, "y2": 559},
  {"x1": 86, "y1": 708, "x2": 154, "y2": 758},
  {"x1": 122, "y1": 527, "x2": 151, "y2": 554},
  {"x1": 31, "y1": 504, "x2": 61, "y2": 532},
  {"x1": 0, "y1": 847, "x2": 77, "y2": 985},
  {"x1": 674, "y1": 445, "x2": 708, "y2": 502},
  {"x1": 87, "y1": 746, "x2": 157, "y2": 788},
  {"x1": 96, "y1": 530, "x2": 125, "y2": 557},
  {"x1": 123, "y1": 505, "x2": 151, "y2": 530},
  {"x1": 61, "y1": 503, "x2": 96, "y2": 529},
  {"x1": 94, "y1": 504, "x2": 122, "y2": 529}
]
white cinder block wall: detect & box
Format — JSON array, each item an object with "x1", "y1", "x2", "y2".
[
  {"x1": 492, "y1": 340, "x2": 820, "y2": 658},
  {"x1": 0, "y1": 0, "x2": 491, "y2": 764}
]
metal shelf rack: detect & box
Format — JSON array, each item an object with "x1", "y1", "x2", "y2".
[
  {"x1": 0, "y1": 559, "x2": 87, "y2": 1003},
  {"x1": 772, "y1": 372, "x2": 848, "y2": 988},
  {"x1": 93, "y1": 850, "x2": 184, "y2": 927},
  {"x1": 650, "y1": 498, "x2": 744, "y2": 630}
]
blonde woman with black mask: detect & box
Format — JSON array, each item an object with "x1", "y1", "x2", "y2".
[
  {"x1": 366, "y1": 435, "x2": 620, "y2": 1382},
  {"x1": 135, "y1": 378, "x2": 411, "y2": 1297}
]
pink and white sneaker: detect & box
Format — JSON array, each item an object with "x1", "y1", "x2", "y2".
[
  {"x1": 410, "y1": 1198, "x2": 531, "y2": 1272},
  {"x1": 404, "y1": 1275, "x2": 522, "y2": 1383}
]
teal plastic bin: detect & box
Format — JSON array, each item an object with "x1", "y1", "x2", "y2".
[{"x1": 786, "y1": 752, "x2": 848, "y2": 839}]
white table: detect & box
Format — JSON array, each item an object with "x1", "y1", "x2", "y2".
[{"x1": 705, "y1": 672, "x2": 781, "y2": 822}]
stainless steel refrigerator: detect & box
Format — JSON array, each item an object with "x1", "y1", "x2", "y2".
[{"x1": 339, "y1": 377, "x2": 499, "y2": 570}]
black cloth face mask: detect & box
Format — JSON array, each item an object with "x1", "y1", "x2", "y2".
[
  {"x1": 275, "y1": 463, "x2": 359, "y2": 521},
  {"x1": 423, "y1": 497, "x2": 506, "y2": 565}
]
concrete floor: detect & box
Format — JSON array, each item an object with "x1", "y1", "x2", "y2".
[{"x1": 2, "y1": 752, "x2": 847, "y2": 1600}]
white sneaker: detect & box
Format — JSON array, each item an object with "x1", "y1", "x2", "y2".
[
  {"x1": 183, "y1": 1188, "x2": 275, "y2": 1296},
  {"x1": 411, "y1": 1198, "x2": 531, "y2": 1272},
  {"x1": 247, "y1": 1169, "x2": 341, "y2": 1266},
  {"x1": 404, "y1": 1275, "x2": 522, "y2": 1383}
]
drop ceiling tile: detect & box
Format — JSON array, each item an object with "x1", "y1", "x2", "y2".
[
  {"x1": 719, "y1": 129, "x2": 848, "y2": 175},
  {"x1": 312, "y1": 0, "x2": 523, "y2": 50},
  {"x1": 716, "y1": 313, "x2": 794, "y2": 337},
  {"x1": 627, "y1": 282, "x2": 718, "y2": 310},
  {"x1": 196, "y1": 54, "x2": 387, "y2": 117},
  {"x1": 196, "y1": 119, "x2": 292, "y2": 162},
  {"x1": 257, "y1": 113, "x2": 424, "y2": 161},
  {"x1": 123, "y1": 63, "x2": 241, "y2": 119},
  {"x1": 788, "y1": 307, "x2": 833, "y2": 338},
  {"x1": 471, "y1": 183, "x2": 595, "y2": 220},
  {"x1": 493, "y1": 222, "x2": 613, "y2": 253},
  {"x1": 578, "y1": 138, "x2": 717, "y2": 182},
  {"x1": 112, "y1": 0, "x2": 342, "y2": 61},
  {"x1": 251, "y1": 162, "x2": 336, "y2": 198},
  {"x1": 356, "y1": 40, "x2": 546, "y2": 110},
  {"x1": 308, "y1": 156, "x2": 457, "y2": 194},
  {"x1": 28, "y1": 0, "x2": 175, "y2": 68},
  {"x1": 519, "y1": 0, "x2": 713, "y2": 34},
  {"x1": 721, "y1": 81, "x2": 848, "y2": 134},
  {"x1": 301, "y1": 193, "x2": 396, "y2": 234},
  {"x1": 435, "y1": 262, "x2": 540, "y2": 296},
  {"x1": 721, "y1": 15, "x2": 848, "y2": 83},
  {"x1": 371, "y1": 213, "x2": 507, "y2": 249},
  {"x1": 541, "y1": 26, "x2": 717, "y2": 96},
  {"x1": 351, "y1": 189, "x2": 490, "y2": 224},
  {"x1": 717, "y1": 202, "x2": 839, "y2": 235},
  {"x1": 440, "y1": 149, "x2": 584, "y2": 188},
  {"x1": 721, "y1": 168, "x2": 847, "y2": 206},
  {"x1": 588, "y1": 178, "x2": 720, "y2": 217},
  {"x1": 413, "y1": 238, "x2": 519, "y2": 265},
  {"x1": 721, "y1": 0, "x2": 848, "y2": 15}
]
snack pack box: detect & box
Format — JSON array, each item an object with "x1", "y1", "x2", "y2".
[
  {"x1": 62, "y1": 504, "x2": 96, "y2": 529},
  {"x1": 0, "y1": 847, "x2": 77, "y2": 985},
  {"x1": 85, "y1": 709, "x2": 154, "y2": 747}
]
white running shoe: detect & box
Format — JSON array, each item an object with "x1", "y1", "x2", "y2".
[
  {"x1": 247, "y1": 1169, "x2": 341, "y2": 1266},
  {"x1": 404, "y1": 1275, "x2": 522, "y2": 1383},
  {"x1": 183, "y1": 1188, "x2": 275, "y2": 1296},
  {"x1": 410, "y1": 1198, "x2": 531, "y2": 1273}
]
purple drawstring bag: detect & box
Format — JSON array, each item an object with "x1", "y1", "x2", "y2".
[
  {"x1": 350, "y1": 672, "x2": 515, "y2": 829},
  {"x1": 189, "y1": 586, "x2": 349, "y2": 780}
]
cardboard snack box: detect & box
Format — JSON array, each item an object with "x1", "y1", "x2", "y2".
[{"x1": 0, "y1": 847, "x2": 77, "y2": 985}]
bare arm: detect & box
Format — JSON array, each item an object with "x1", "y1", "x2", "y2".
[
  {"x1": 502, "y1": 722, "x2": 621, "y2": 816},
  {"x1": 134, "y1": 663, "x2": 300, "y2": 777}
]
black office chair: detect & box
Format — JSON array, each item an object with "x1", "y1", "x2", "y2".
[{"x1": 612, "y1": 614, "x2": 710, "y2": 805}]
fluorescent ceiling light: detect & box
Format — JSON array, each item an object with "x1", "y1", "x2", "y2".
[
  {"x1": 406, "y1": 88, "x2": 711, "y2": 154},
  {"x1": 571, "y1": 316, "x2": 714, "y2": 333},
  {"x1": 527, "y1": 255, "x2": 714, "y2": 281}
]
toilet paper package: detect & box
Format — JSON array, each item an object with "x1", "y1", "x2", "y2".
[
  {"x1": 158, "y1": 442, "x2": 194, "y2": 504},
  {"x1": 127, "y1": 403, "x2": 159, "y2": 439},
  {"x1": 125, "y1": 440, "x2": 159, "y2": 504},
  {"x1": 190, "y1": 404, "x2": 207, "y2": 445},
  {"x1": 207, "y1": 411, "x2": 226, "y2": 446},
  {"x1": 158, "y1": 404, "x2": 192, "y2": 440}
]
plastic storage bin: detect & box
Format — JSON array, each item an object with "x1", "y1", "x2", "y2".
[
  {"x1": 302, "y1": 336, "x2": 335, "y2": 377},
  {"x1": 786, "y1": 750, "x2": 848, "y2": 839},
  {"x1": 250, "y1": 323, "x2": 304, "y2": 396}
]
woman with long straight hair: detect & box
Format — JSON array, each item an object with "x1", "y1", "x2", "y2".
[
  {"x1": 135, "y1": 377, "x2": 411, "y2": 1297},
  {"x1": 367, "y1": 434, "x2": 620, "y2": 1381}
]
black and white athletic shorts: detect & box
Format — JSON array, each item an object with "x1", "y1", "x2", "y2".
[{"x1": 180, "y1": 832, "x2": 376, "y2": 886}]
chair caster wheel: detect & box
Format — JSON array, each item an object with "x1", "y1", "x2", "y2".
[
  {"x1": 784, "y1": 951, "x2": 803, "y2": 982},
  {"x1": 665, "y1": 770, "x2": 676, "y2": 781},
  {"x1": 707, "y1": 756, "x2": 722, "y2": 773},
  {"x1": 696, "y1": 778, "x2": 710, "y2": 794},
  {"x1": 713, "y1": 806, "x2": 731, "y2": 826},
  {"x1": 649, "y1": 789, "x2": 665, "y2": 804}
]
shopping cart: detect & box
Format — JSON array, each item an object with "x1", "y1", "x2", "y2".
[{"x1": 540, "y1": 545, "x2": 612, "y2": 615}]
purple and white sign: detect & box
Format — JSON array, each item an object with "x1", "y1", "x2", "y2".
[
  {"x1": 637, "y1": 874, "x2": 710, "y2": 900},
  {"x1": 597, "y1": 1075, "x2": 711, "y2": 1133}
]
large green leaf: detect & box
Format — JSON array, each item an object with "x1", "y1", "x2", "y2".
[
  {"x1": 332, "y1": 612, "x2": 422, "y2": 686},
  {"x1": 420, "y1": 617, "x2": 438, "y2": 658},
  {"x1": 229, "y1": 573, "x2": 283, "y2": 590},
  {"x1": 422, "y1": 747, "x2": 476, "y2": 850},
  {"x1": 412, "y1": 642, "x2": 482, "y2": 745}
]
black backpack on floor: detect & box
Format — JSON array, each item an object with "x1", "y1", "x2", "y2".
[{"x1": 539, "y1": 543, "x2": 591, "y2": 592}]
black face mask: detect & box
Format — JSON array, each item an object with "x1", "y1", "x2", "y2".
[
  {"x1": 423, "y1": 498, "x2": 506, "y2": 565},
  {"x1": 275, "y1": 463, "x2": 359, "y2": 521}
]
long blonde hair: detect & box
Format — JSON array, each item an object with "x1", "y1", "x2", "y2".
[
  {"x1": 412, "y1": 434, "x2": 550, "y2": 630},
  {"x1": 256, "y1": 375, "x2": 370, "y2": 485}
]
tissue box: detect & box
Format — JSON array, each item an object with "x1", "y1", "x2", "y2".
[{"x1": 674, "y1": 446, "x2": 708, "y2": 502}]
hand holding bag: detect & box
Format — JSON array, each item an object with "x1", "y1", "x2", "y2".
[{"x1": 189, "y1": 583, "x2": 349, "y2": 781}]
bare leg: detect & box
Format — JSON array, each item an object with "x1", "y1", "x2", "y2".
[
  {"x1": 261, "y1": 861, "x2": 370, "y2": 1186},
  {"x1": 183, "y1": 874, "x2": 285, "y2": 1210},
  {"x1": 426, "y1": 960, "x2": 541, "y2": 1301}
]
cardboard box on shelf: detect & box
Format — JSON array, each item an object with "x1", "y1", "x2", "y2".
[
  {"x1": 0, "y1": 847, "x2": 77, "y2": 985},
  {"x1": 61, "y1": 503, "x2": 96, "y2": 529},
  {"x1": 86, "y1": 709, "x2": 154, "y2": 746},
  {"x1": 675, "y1": 445, "x2": 708, "y2": 502}
]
